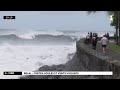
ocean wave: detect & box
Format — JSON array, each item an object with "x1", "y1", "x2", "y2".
[
  {"x1": 0, "y1": 30, "x2": 114, "y2": 45},
  {"x1": 0, "y1": 34, "x2": 77, "y2": 45}
]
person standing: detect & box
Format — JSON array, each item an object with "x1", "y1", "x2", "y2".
[
  {"x1": 90, "y1": 32, "x2": 92, "y2": 43},
  {"x1": 91, "y1": 34, "x2": 97, "y2": 50},
  {"x1": 86, "y1": 32, "x2": 90, "y2": 44},
  {"x1": 95, "y1": 33, "x2": 98, "y2": 41},
  {"x1": 106, "y1": 33, "x2": 109, "y2": 40},
  {"x1": 101, "y1": 35, "x2": 109, "y2": 53}
]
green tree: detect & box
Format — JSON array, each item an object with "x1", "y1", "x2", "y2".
[
  {"x1": 110, "y1": 12, "x2": 119, "y2": 44},
  {"x1": 88, "y1": 11, "x2": 120, "y2": 45}
]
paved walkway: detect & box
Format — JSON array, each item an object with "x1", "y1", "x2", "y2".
[{"x1": 88, "y1": 40, "x2": 120, "y2": 60}]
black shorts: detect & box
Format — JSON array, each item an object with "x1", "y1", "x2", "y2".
[{"x1": 102, "y1": 45, "x2": 106, "y2": 48}]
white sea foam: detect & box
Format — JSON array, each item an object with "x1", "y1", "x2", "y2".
[
  {"x1": 16, "y1": 30, "x2": 64, "y2": 39},
  {"x1": 0, "y1": 30, "x2": 115, "y2": 79},
  {"x1": 0, "y1": 43, "x2": 76, "y2": 79}
]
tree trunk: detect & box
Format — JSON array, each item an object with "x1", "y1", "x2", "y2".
[
  {"x1": 118, "y1": 11, "x2": 120, "y2": 45},
  {"x1": 113, "y1": 12, "x2": 119, "y2": 45},
  {"x1": 116, "y1": 27, "x2": 118, "y2": 44}
]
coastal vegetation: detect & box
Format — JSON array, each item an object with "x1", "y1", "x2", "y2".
[{"x1": 88, "y1": 11, "x2": 120, "y2": 45}]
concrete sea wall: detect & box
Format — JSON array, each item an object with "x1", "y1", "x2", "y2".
[
  {"x1": 76, "y1": 39, "x2": 120, "y2": 79},
  {"x1": 20, "y1": 38, "x2": 120, "y2": 79}
]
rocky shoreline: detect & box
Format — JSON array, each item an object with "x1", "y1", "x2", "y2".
[
  {"x1": 20, "y1": 53, "x2": 98, "y2": 79},
  {"x1": 20, "y1": 64, "x2": 65, "y2": 79},
  {"x1": 19, "y1": 37, "x2": 117, "y2": 79}
]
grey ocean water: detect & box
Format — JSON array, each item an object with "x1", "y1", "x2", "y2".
[{"x1": 0, "y1": 29, "x2": 114, "y2": 79}]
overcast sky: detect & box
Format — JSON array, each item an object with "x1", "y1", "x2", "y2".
[{"x1": 0, "y1": 11, "x2": 114, "y2": 31}]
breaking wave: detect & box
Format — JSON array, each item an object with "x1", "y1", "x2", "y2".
[
  {"x1": 0, "y1": 29, "x2": 115, "y2": 79},
  {"x1": 0, "y1": 34, "x2": 77, "y2": 45}
]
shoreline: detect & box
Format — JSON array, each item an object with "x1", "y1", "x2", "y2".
[
  {"x1": 20, "y1": 36, "x2": 116, "y2": 79},
  {"x1": 20, "y1": 52, "x2": 98, "y2": 79}
]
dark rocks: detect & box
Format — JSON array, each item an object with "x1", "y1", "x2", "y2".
[
  {"x1": 20, "y1": 53, "x2": 98, "y2": 79},
  {"x1": 38, "y1": 64, "x2": 65, "y2": 71},
  {"x1": 20, "y1": 38, "x2": 119, "y2": 79},
  {"x1": 20, "y1": 64, "x2": 65, "y2": 79}
]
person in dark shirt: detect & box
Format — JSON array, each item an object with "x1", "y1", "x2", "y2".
[
  {"x1": 91, "y1": 33, "x2": 97, "y2": 50},
  {"x1": 106, "y1": 33, "x2": 109, "y2": 40},
  {"x1": 90, "y1": 32, "x2": 92, "y2": 43},
  {"x1": 95, "y1": 33, "x2": 98, "y2": 41}
]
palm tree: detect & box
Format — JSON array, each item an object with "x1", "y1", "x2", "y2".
[
  {"x1": 87, "y1": 11, "x2": 113, "y2": 15},
  {"x1": 110, "y1": 12, "x2": 119, "y2": 44},
  {"x1": 87, "y1": 11, "x2": 120, "y2": 45}
]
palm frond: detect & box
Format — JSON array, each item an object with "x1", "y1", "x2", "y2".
[{"x1": 87, "y1": 11, "x2": 96, "y2": 15}]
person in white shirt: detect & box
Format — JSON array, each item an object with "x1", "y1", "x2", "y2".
[{"x1": 101, "y1": 35, "x2": 109, "y2": 53}]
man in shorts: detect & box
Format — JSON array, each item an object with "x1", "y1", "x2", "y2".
[{"x1": 101, "y1": 35, "x2": 109, "y2": 53}]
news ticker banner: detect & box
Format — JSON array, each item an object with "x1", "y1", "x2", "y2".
[{"x1": 3, "y1": 71, "x2": 113, "y2": 75}]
